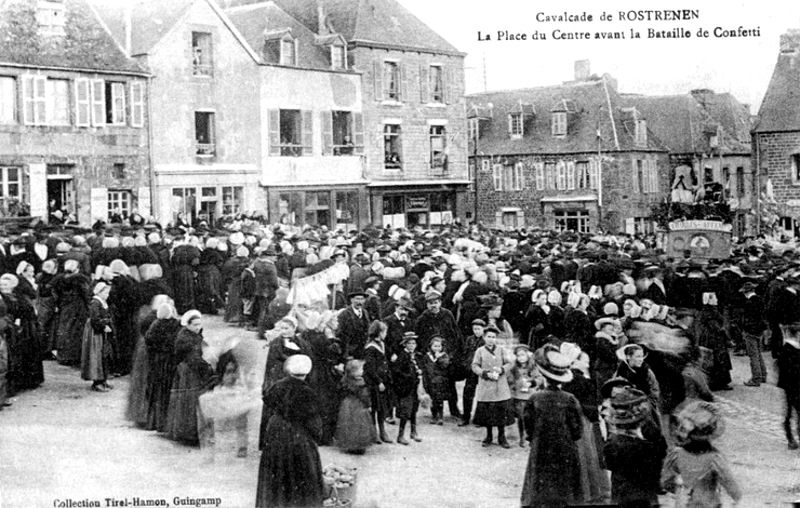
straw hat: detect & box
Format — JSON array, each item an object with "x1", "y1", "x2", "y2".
[
  {"x1": 533, "y1": 345, "x2": 573, "y2": 383},
  {"x1": 608, "y1": 387, "x2": 650, "y2": 427},
  {"x1": 674, "y1": 400, "x2": 725, "y2": 442}
]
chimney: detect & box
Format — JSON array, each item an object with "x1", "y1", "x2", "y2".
[
  {"x1": 574, "y1": 59, "x2": 590, "y2": 81},
  {"x1": 124, "y1": 4, "x2": 132, "y2": 56},
  {"x1": 780, "y1": 29, "x2": 800, "y2": 54},
  {"x1": 317, "y1": 0, "x2": 328, "y2": 35}
]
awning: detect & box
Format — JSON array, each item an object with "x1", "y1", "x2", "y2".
[{"x1": 367, "y1": 179, "x2": 471, "y2": 187}]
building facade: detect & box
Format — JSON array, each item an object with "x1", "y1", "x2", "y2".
[
  {"x1": 467, "y1": 64, "x2": 670, "y2": 234},
  {"x1": 0, "y1": 0, "x2": 150, "y2": 224},
  {"x1": 752, "y1": 29, "x2": 800, "y2": 237},
  {"x1": 267, "y1": 0, "x2": 470, "y2": 228},
  {"x1": 622, "y1": 89, "x2": 754, "y2": 237}
]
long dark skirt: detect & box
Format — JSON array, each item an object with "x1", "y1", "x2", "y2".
[
  {"x1": 335, "y1": 395, "x2": 376, "y2": 452},
  {"x1": 55, "y1": 300, "x2": 88, "y2": 366},
  {"x1": 125, "y1": 335, "x2": 149, "y2": 425},
  {"x1": 472, "y1": 399, "x2": 516, "y2": 427},
  {"x1": 172, "y1": 266, "x2": 196, "y2": 315},
  {"x1": 145, "y1": 351, "x2": 176, "y2": 432},
  {"x1": 80, "y1": 321, "x2": 110, "y2": 381},
  {"x1": 165, "y1": 361, "x2": 209, "y2": 444},
  {"x1": 223, "y1": 280, "x2": 243, "y2": 323},
  {"x1": 8, "y1": 321, "x2": 44, "y2": 391},
  {"x1": 256, "y1": 414, "x2": 325, "y2": 508}
]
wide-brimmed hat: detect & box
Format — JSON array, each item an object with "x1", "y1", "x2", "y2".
[
  {"x1": 284, "y1": 354, "x2": 312, "y2": 376},
  {"x1": 533, "y1": 345, "x2": 574, "y2": 383},
  {"x1": 600, "y1": 376, "x2": 634, "y2": 399},
  {"x1": 400, "y1": 331, "x2": 418, "y2": 345},
  {"x1": 674, "y1": 400, "x2": 725, "y2": 442},
  {"x1": 595, "y1": 317, "x2": 618, "y2": 331},
  {"x1": 608, "y1": 387, "x2": 650, "y2": 427}
]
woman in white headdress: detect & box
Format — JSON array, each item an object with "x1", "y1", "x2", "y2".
[
  {"x1": 80, "y1": 282, "x2": 114, "y2": 392},
  {"x1": 143, "y1": 301, "x2": 182, "y2": 432},
  {"x1": 53, "y1": 258, "x2": 91, "y2": 366},
  {"x1": 222, "y1": 245, "x2": 250, "y2": 324}
]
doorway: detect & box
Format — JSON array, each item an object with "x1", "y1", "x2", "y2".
[{"x1": 47, "y1": 179, "x2": 75, "y2": 216}]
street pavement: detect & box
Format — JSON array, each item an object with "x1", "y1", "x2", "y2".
[{"x1": 0, "y1": 316, "x2": 798, "y2": 508}]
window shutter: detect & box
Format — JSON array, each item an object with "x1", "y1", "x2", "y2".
[
  {"x1": 650, "y1": 159, "x2": 658, "y2": 193},
  {"x1": 34, "y1": 76, "x2": 46, "y2": 125},
  {"x1": 492, "y1": 164, "x2": 503, "y2": 191},
  {"x1": 535, "y1": 162, "x2": 544, "y2": 190},
  {"x1": 556, "y1": 160, "x2": 566, "y2": 190},
  {"x1": 111, "y1": 82, "x2": 126, "y2": 124},
  {"x1": 21, "y1": 75, "x2": 33, "y2": 125},
  {"x1": 268, "y1": 109, "x2": 280, "y2": 156},
  {"x1": 90, "y1": 79, "x2": 105, "y2": 126},
  {"x1": 302, "y1": 110, "x2": 313, "y2": 155},
  {"x1": 321, "y1": 112, "x2": 333, "y2": 155},
  {"x1": 419, "y1": 64, "x2": 428, "y2": 104},
  {"x1": 130, "y1": 82, "x2": 144, "y2": 127},
  {"x1": 373, "y1": 61, "x2": 383, "y2": 101},
  {"x1": 399, "y1": 63, "x2": 407, "y2": 102},
  {"x1": 589, "y1": 159, "x2": 598, "y2": 190},
  {"x1": 632, "y1": 159, "x2": 639, "y2": 193},
  {"x1": 75, "y1": 79, "x2": 91, "y2": 127},
  {"x1": 516, "y1": 162, "x2": 524, "y2": 191},
  {"x1": 353, "y1": 112, "x2": 364, "y2": 155},
  {"x1": 567, "y1": 161, "x2": 576, "y2": 190},
  {"x1": 444, "y1": 66, "x2": 454, "y2": 105},
  {"x1": 545, "y1": 164, "x2": 554, "y2": 189},
  {"x1": 495, "y1": 210, "x2": 503, "y2": 228},
  {"x1": 517, "y1": 210, "x2": 525, "y2": 228}
]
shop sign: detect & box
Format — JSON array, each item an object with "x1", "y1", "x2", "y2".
[
  {"x1": 668, "y1": 220, "x2": 732, "y2": 232},
  {"x1": 406, "y1": 195, "x2": 429, "y2": 210}
]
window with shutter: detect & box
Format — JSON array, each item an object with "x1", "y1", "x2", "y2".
[
  {"x1": 130, "y1": 82, "x2": 144, "y2": 127},
  {"x1": 268, "y1": 109, "x2": 280, "y2": 156},
  {"x1": 90, "y1": 79, "x2": 105, "y2": 126},
  {"x1": 515, "y1": 162, "x2": 524, "y2": 191},
  {"x1": 46, "y1": 78, "x2": 69, "y2": 125},
  {"x1": 509, "y1": 113, "x2": 523, "y2": 137},
  {"x1": 589, "y1": 159, "x2": 598, "y2": 189},
  {"x1": 75, "y1": 79, "x2": 90, "y2": 127},
  {"x1": 106, "y1": 82, "x2": 126, "y2": 125},
  {"x1": 535, "y1": 162, "x2": 544, "y2": 190},
  {"x1": 545, "y1": 162, "x2": 555, "y2": 189},
  {"x1": 384, "y1": 61, "x2": 399, "y2": 101},
  {"x1": 322, "y1": 112, "x2": 334, "y2": 155},
  {"x1": 22, "y1": 74, "x2": 46, "y2": 125},
  {"x1": 429, "y1": 65, "x2": 443, "y2": 103},
  {"x1": 0, "y1": 77, "x2": 15, "y2": 124},
  {"x1": 353, "y1": 113, "x2": 364, "y2": 155},
  {"x1": 302, "y1": 110, "x2": 313, "y2": 155},
  {"x1": 419, "y1": 64, "x2": 428, "y2": 103},
  {"x1": 373, "y1": 61, "x2": 383, "y2": 102},
  {"x1": 556, "y1": 161, "x2": 566, "y2": 190},
  {"x1": 650, "y1": 159, "x2": 658, "y2": 193},
  {"x1": 493, "y1": 164, "x2": 503, "y2": 191},
  {"x1": 552, "y1": 112, "x2": 567, "y2": 136},
  {"x1": 567, "y1": 161, "x2": 576, "y2": 190}
]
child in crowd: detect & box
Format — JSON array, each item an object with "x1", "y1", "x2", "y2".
[
  {"x1": 507, "y1": 344, "x2": 538, "y2": 446},
  {"x1": 240, "y1": 265, "x2": 256, "y2": 329},
  {"x1": 661, "y1": 401, "x2": 742, "y2": 507},
  {"x1": 335, "y1": 359, "x2": 376, "y2": 454},
  {"x1": 391, "y1": 332, "x2": 424, "y2": 445},
  {"x1": 423, "y1": 335, "x2": 450, "y2": 425},
  {"x1": 363, "y1": 321, "x2": 392, "y2": 444}
]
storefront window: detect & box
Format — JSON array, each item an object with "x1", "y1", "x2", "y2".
[
  {"x1": 278, "y1": 192, "x2": 302, "y2": 225},
  {"x1": 430, "y1": 193, "x2": 454, "y2": 226},
  {"x1": 222, "y1": 186, "x2": 243, "y2": 215},
  {"x1": 554, "y1": 210, "x2": 590, "y2": 233},
  {"x1": 172, "y1": 187, "x2": 197, "y2": 224},
  {"x1": 305, "y1": 191, "x2": 331, "y2": 227},
  {"x1": 335, "y1": 190, "x2": 358, "y2": 232},
  {"x1": 382, "y1": 195, "x2": 405, "y2": 228}
]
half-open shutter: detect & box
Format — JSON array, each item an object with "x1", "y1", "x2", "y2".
[
  {"x1": 419, "y1": 64, "x2": 428, "y2": 103},
  {"x1": 632, "y1": 159, "x2": 639, "y2": 193},
  {"x1": 321, "y1": 111, "x2": 333, "y2": 155},
  {"x1": 567, "y1": 161, "x2": 576, "y2": 190},
  {"x1": 353, "y1": 113, "x2": 364, "y2": 155},
  {"x1": 535, "y1": 162, "x2": 545, "y2": 190},
  {"x1": 493, "y1": 164, "x2": 503, "y2": 191},
  {"x1": 399, "y1": 63, "x2": 407, "y2": 102},
  {"x1": 268, "y1": 109, "x2": 280, "y2": 156},
  {"x1": 302, "y1": 110, "x2": 313, "y2": 155},
  {"x1": 444, "y1": 66, "x2": 456, "y2": 105},
  {"x1": 75, "y1": 79, "x2": 91, "y2": 127},
  {"x1": 589, "y1": 159, "x2": 598, "y2": 189},
  {"x1": 90, "y1": 79, "x2": 105, "y2": 126},
  {"x1": 373, "y1": 61, "x2": 382, "y2": 101},
  {"x1": 495, "y1": 210, "x2": 503, "y2": 228}
]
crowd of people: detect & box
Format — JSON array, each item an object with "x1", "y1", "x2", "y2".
[{"x1": 2, "y1": 217, "x2": 800, "y2": 507}]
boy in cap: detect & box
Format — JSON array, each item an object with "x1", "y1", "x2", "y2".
[{"x1": 740, "y1": 281, "x2": 767, "y2": 387}]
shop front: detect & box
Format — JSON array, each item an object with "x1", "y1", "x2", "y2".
[
  {"x1": 265, "y1": 186, "x2": 369, "y2": 231},
  {"x1": 541, "y1": 196, "x2": 599, "y2": 233},
  {"x1": 369, "y1": 182, "x2": 469, "y2": 229}
]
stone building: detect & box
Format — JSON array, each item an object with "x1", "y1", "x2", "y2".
[
  {"x1": 0, "y1": 0, "x2": 150, "y2": 224},
  {"x1": 253, "y1": 0, "x2": 470, "y2": 228},
  {"x1": 621, "y1": 89, "x2": 754, "y2": 237},
  {"x1": 92, "y1": 0, "x2": 263, "y2": 226},
  {"x1": 752, "y1": 29, "x2": 800, "y2": 237},
  {"x1": 467, "y1": 63, "x2": 669, "y2": 234}
]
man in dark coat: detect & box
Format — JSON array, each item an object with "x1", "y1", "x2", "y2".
[
  {"x1": 640, "y1": 265, "x2": 667, "y2": 305},
  {"x1": 415, "y1": 290, "x2": 461, "y2": 418},
  {"x1": 740, "y1": 281, "x2": 768, "y2": 387},
  {"x1": 254, "y1": 245, "x2": 280, "y2": 338},
  {"x1": 347, "y1": 254, "x2": 370, "y2": 296},
  {"x1": 384, "y1": 300, "x2": 412, "y2": 359},
  {"x1": 778, "y1": 324, "x2": 800, "y2": 449},
  {"x1": 337, "y1": 291, "x2": 371, "y2": 359},
  {"x1": 363, "y1": 276, "x2": 382, "y2": 323},
  {"x1": 500, "y1": 280, "x2": 527, "y2": 335},
  {"x1": 767, "y1": 264, "x2": 793, "y2": 357}
]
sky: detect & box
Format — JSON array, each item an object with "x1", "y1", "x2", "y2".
[{"x1": 395, "y1": 0, "x2": 800, "y2": 114}]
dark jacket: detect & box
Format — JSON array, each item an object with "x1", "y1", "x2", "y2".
[
  {"x1": 337, "y1": 306, "x2": 371, "y2": 359},
  {"x1": 741, "y1": 293, "x2": 768, "y2": 335}
]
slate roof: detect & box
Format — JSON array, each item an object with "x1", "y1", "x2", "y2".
[
  {"x1": 467, "y1": 78, "x2": 668, "y2": 156},
  {"x1": 241, "y1": 0, "x2": 462, "y2": 55},
  {"x1": 88, "y1": 0, "x2": 194, "y2": 57},
  {"x1": 621, "y1": 91, "x2": 751, "y2": 154},
  {"x1": 225, "y1": 1, "x2": 334, "y2": 69},
  {"x1": 753, "y1": 34, "x2": 800, "y2": 133},
  {"x1": 0, "y1": 0, "x2": 145, "y2": 74}
]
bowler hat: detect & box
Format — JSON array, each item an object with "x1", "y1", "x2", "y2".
[
  {"x1": 348, "y1": 291, "x2": 368, "y2": 299},
  {"x1": 600, "y1": 376, "x2": 634, "y2": 399}
]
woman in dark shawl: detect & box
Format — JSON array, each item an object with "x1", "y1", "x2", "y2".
[
  {"x1": 144, "y1": 302, "x2": 182, "y2": 432},
  {"x1": 2, "y1": 274, "x2": 44, "y2": 392},
  {"x1": 80, "y1": 282, "x2": 114, "y2": 392},
  {"x1": 256, "y1": 354, "x2": 325, "y2": 508},
  {"x1": 171, "y1": 241, "x2": 201, "y2": 314},
  {"x1": 53, "y1": 259, "x2": 91, "y2": 366}
]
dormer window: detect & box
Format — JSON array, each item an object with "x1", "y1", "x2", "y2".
[
  {"x1": 552, "y1": 112, "x2": 567, "y2": 136},
  {"x1": 192, "y1": 32, "x2": 213, "y2": 77},
  {"x1": 509, "y1": 113, "x2": 523, "y2": 137},
  {"x1": 280, "y1": 38, "x2": 297, "y2": 66},
  {"x1": 36, "y1": 0, "x2": 66, "y2": 37},
  {"x1": 331, "y1": 44, "x2": 345, "y2": 70},
  {"x1": 635, "y1": 119, "x2": 647, "y2": 146}
]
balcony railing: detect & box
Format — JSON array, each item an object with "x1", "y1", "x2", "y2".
[
  {"x1": 193, "y1": 63, "x2": 213, "y2": 77},
  {"x1": 196, "y1": 143, "x2": 216, "y2": 156}
]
